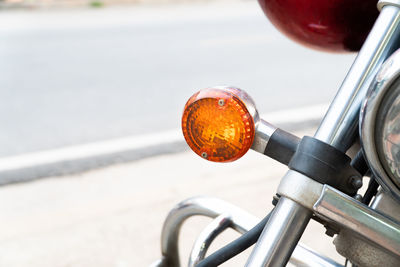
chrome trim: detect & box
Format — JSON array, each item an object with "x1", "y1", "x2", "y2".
[
  {"x1": 315, "y1": 5, "x2": 400, "y2": 152},
  {"x1": 188, "y1": 214, "x2": 232, "y2": 267},
  {"x1": 153, "y1": 196, "x2": 343, "y2": 267},
  {"x1": 251, "y1": 119, "x2": 277, "y2": 153},
  {"x1": 314, "y1": 185, "x2": 400, "y2": 258},
  {"x1": 360, "y1": 48, "x2": 400, "y2": 200},
  {"x1": 214, "y1": 85, "x2": 260, "y2": 125},
  {"x1": 245, "y1": 197, "x2": 312, "y2": 267},
  {"x1": 379, "y1": 0, "x2": 400, "y2": 10}
]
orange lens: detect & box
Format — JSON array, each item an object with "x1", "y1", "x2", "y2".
[{"x1": 182, "y1": 88, "x2": 255, "y2": 162}]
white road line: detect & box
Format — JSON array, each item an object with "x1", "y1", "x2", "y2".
[{"x1": 0, "y1": 103, "x2": 329, "y2": 173}]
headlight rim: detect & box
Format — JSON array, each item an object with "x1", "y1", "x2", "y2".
[{"x1": 360, "y1": 49, "x2": 400, "y2": 201}]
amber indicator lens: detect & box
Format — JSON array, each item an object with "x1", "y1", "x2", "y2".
[{"x1": 182, "y1": 88, "x2": 255, "y2": 162}]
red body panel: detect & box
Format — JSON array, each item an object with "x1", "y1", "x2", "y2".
[{"x1": 258, "y1": 0, "x2": 379, "y2": 52}]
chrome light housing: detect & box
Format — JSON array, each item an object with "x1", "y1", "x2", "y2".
[{"x1": 361, "y1": 49, "x2": 400, "y2": 201}]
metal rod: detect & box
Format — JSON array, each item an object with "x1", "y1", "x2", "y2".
[
  {"x1": 245, "y1": 197, "x2": 312, "y2": 267},
  {"x1": 188, "y1": 214, "x2": 232, "y2": 267},
  {"x1": 159, "y1": 196, "x2": 258, "y2": 267},
  {"x1": 315, "y1": 5, "x2": 400, "y2": 151},
  {"x1": 314, "y1": 185, "x2": 400, "y2": 257}
]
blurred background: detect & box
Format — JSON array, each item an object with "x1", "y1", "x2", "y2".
[{"x1": 0, "y1": 0, "x2": 356, "y2": 266}]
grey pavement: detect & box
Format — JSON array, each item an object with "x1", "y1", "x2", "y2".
[
  {"x1": 0, "y1": 1, "x2": 355, "y2": 158},
  {"x1": 0, "y1": 127, "x2": 346, "y2": 267}
]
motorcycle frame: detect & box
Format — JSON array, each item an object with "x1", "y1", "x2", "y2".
[{"x1": 154, "y1": 1, "x2": 400, "y2": 266}]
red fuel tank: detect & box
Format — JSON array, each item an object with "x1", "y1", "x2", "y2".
[{"x1": 258, "y1": 0, "x2": 379, "y2": 52}]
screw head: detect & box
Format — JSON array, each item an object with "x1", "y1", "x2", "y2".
[
  {"x1": 349, "y1": 176, "x2": 363, "y2": 189},
  {"x1": 354, "y1": 194, "x2": 363, "y2": 202}
]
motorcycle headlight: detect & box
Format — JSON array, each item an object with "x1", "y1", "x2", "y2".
[
  {"x1": 361, "y1": 49, "x2": 400, "y2": 200},
  {"x1": 376, "y1": 84, "x2": 400, "y2": 187}
]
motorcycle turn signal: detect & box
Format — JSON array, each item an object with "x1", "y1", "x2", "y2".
[
  {"x1": 181, "y1": 86, "x2": 258, "y2": 162},
  {"x1": 181, "y1": 86, "x2": 291, "y2": 163},
  {"x1": 181, "y1": 86, "x2": 293, "y2": 163}
]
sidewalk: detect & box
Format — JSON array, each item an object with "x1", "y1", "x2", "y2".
[{"x1": 0, "y1": 127, "x2": 345, "y2": 267}]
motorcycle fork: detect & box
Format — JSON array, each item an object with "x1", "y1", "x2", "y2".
[{"x1": 246, "y1": 1, "x2": 400, "y2": 266}]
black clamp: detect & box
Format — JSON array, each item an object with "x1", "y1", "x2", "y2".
[
  {"x1": 264, "y1": 130, "x2": 363, "y2": 196},
  {"x1": 288, "y1": 136, "x2": 362, "y2": 195}
]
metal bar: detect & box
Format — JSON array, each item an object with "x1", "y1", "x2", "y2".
[
  {"x1": 245, "y1": 197, "x2": 312, "y2": 267},
  {"x1": 315, "y1": 5, "x2": 400, "y2": 152},
  {"x1": 314, "y1": 185, "x2": 400, "y2": 257},
  {"x1": 188, "y1": 214, "x2": 232, "y2": 267}
]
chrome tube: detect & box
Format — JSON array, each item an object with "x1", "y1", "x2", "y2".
[
  {"x1": 158, "y1": 196, "x2": 258, "y2": 267},
  {"x1": 245, "y1": 197, "x2": 312, "y2": 267},
  {"x1": 315, "y1": 5, "x2": 400, "y2": 152},
  {"x1": 188, "y1": 214, "x2": 232, "y2": 267},
  {"x1": 251, "y1": 119, "x2": 277, "y2": 153},
  {"x1": 314, "y1": 185, "x2": 400, "y2": 257}
]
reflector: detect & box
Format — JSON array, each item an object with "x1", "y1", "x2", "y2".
[{"x1": 182, "y1": 87, "x2": 256, "y2": 162}]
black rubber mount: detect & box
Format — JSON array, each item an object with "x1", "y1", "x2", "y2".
[
  {"x1": 264, "y1": 128, "x2": 300, "y2": 165},
  {"x1": 288, "y1": 136, "x2": 362, "y2": 195},
  {"x1": 264, "y1": 131, "x2": 362, "y2": 196}
]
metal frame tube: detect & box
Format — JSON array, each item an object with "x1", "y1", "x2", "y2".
[
  {"x1": 314, "y1": 185, "x2": 400, "y2": 258},
  {"x1": 315, "y1": 4, "x2": 400, "y2": 151},
  {"x1": 245, "y1": 197, "x2": 312, "y2": 267},
  {"x1": 159, "y1": 196, "x2": 258, "y2": 267},
  {"x1": 188, "y1": 214, "x2": 232, "y2": 267}
]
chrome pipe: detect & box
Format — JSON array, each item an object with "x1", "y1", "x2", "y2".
[
  {"x1": 159, "y1": 196, "x2": 259, "y2": 267},
  {"x1": 314, "y1": 185, "x2": 400, "y2": 258},
  {"x1": 245, "y1": 197, "x2": 312, "y2": 267},
  {"x1": 251, "y1": 119, "x2": 277, "y2": 153},
  {"x1": 188, "y1": 214, "x2": 232, "y2": 267},
  {"x1": 315, "y1": 5, "x2": 400, "y2": 152}
]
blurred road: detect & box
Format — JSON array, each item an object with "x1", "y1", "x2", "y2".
[
  {"x1": 0, "y1": 1, "x2": 355, "y2": 158},
  {"x1": 0, "y1": 127, "x2": 346, "y2": 267}
]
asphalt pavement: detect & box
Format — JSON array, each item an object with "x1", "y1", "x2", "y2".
[
  {"x1": 0, "y1": 1, "x2": 355, "y2": 158},
  {"x1": 0, "y1": 127, "x2": 346, "y2": 267}
]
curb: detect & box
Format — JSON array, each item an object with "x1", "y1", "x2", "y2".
[{"x1": 0, "y1": 103, "x2": 328, "y2": 185}]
